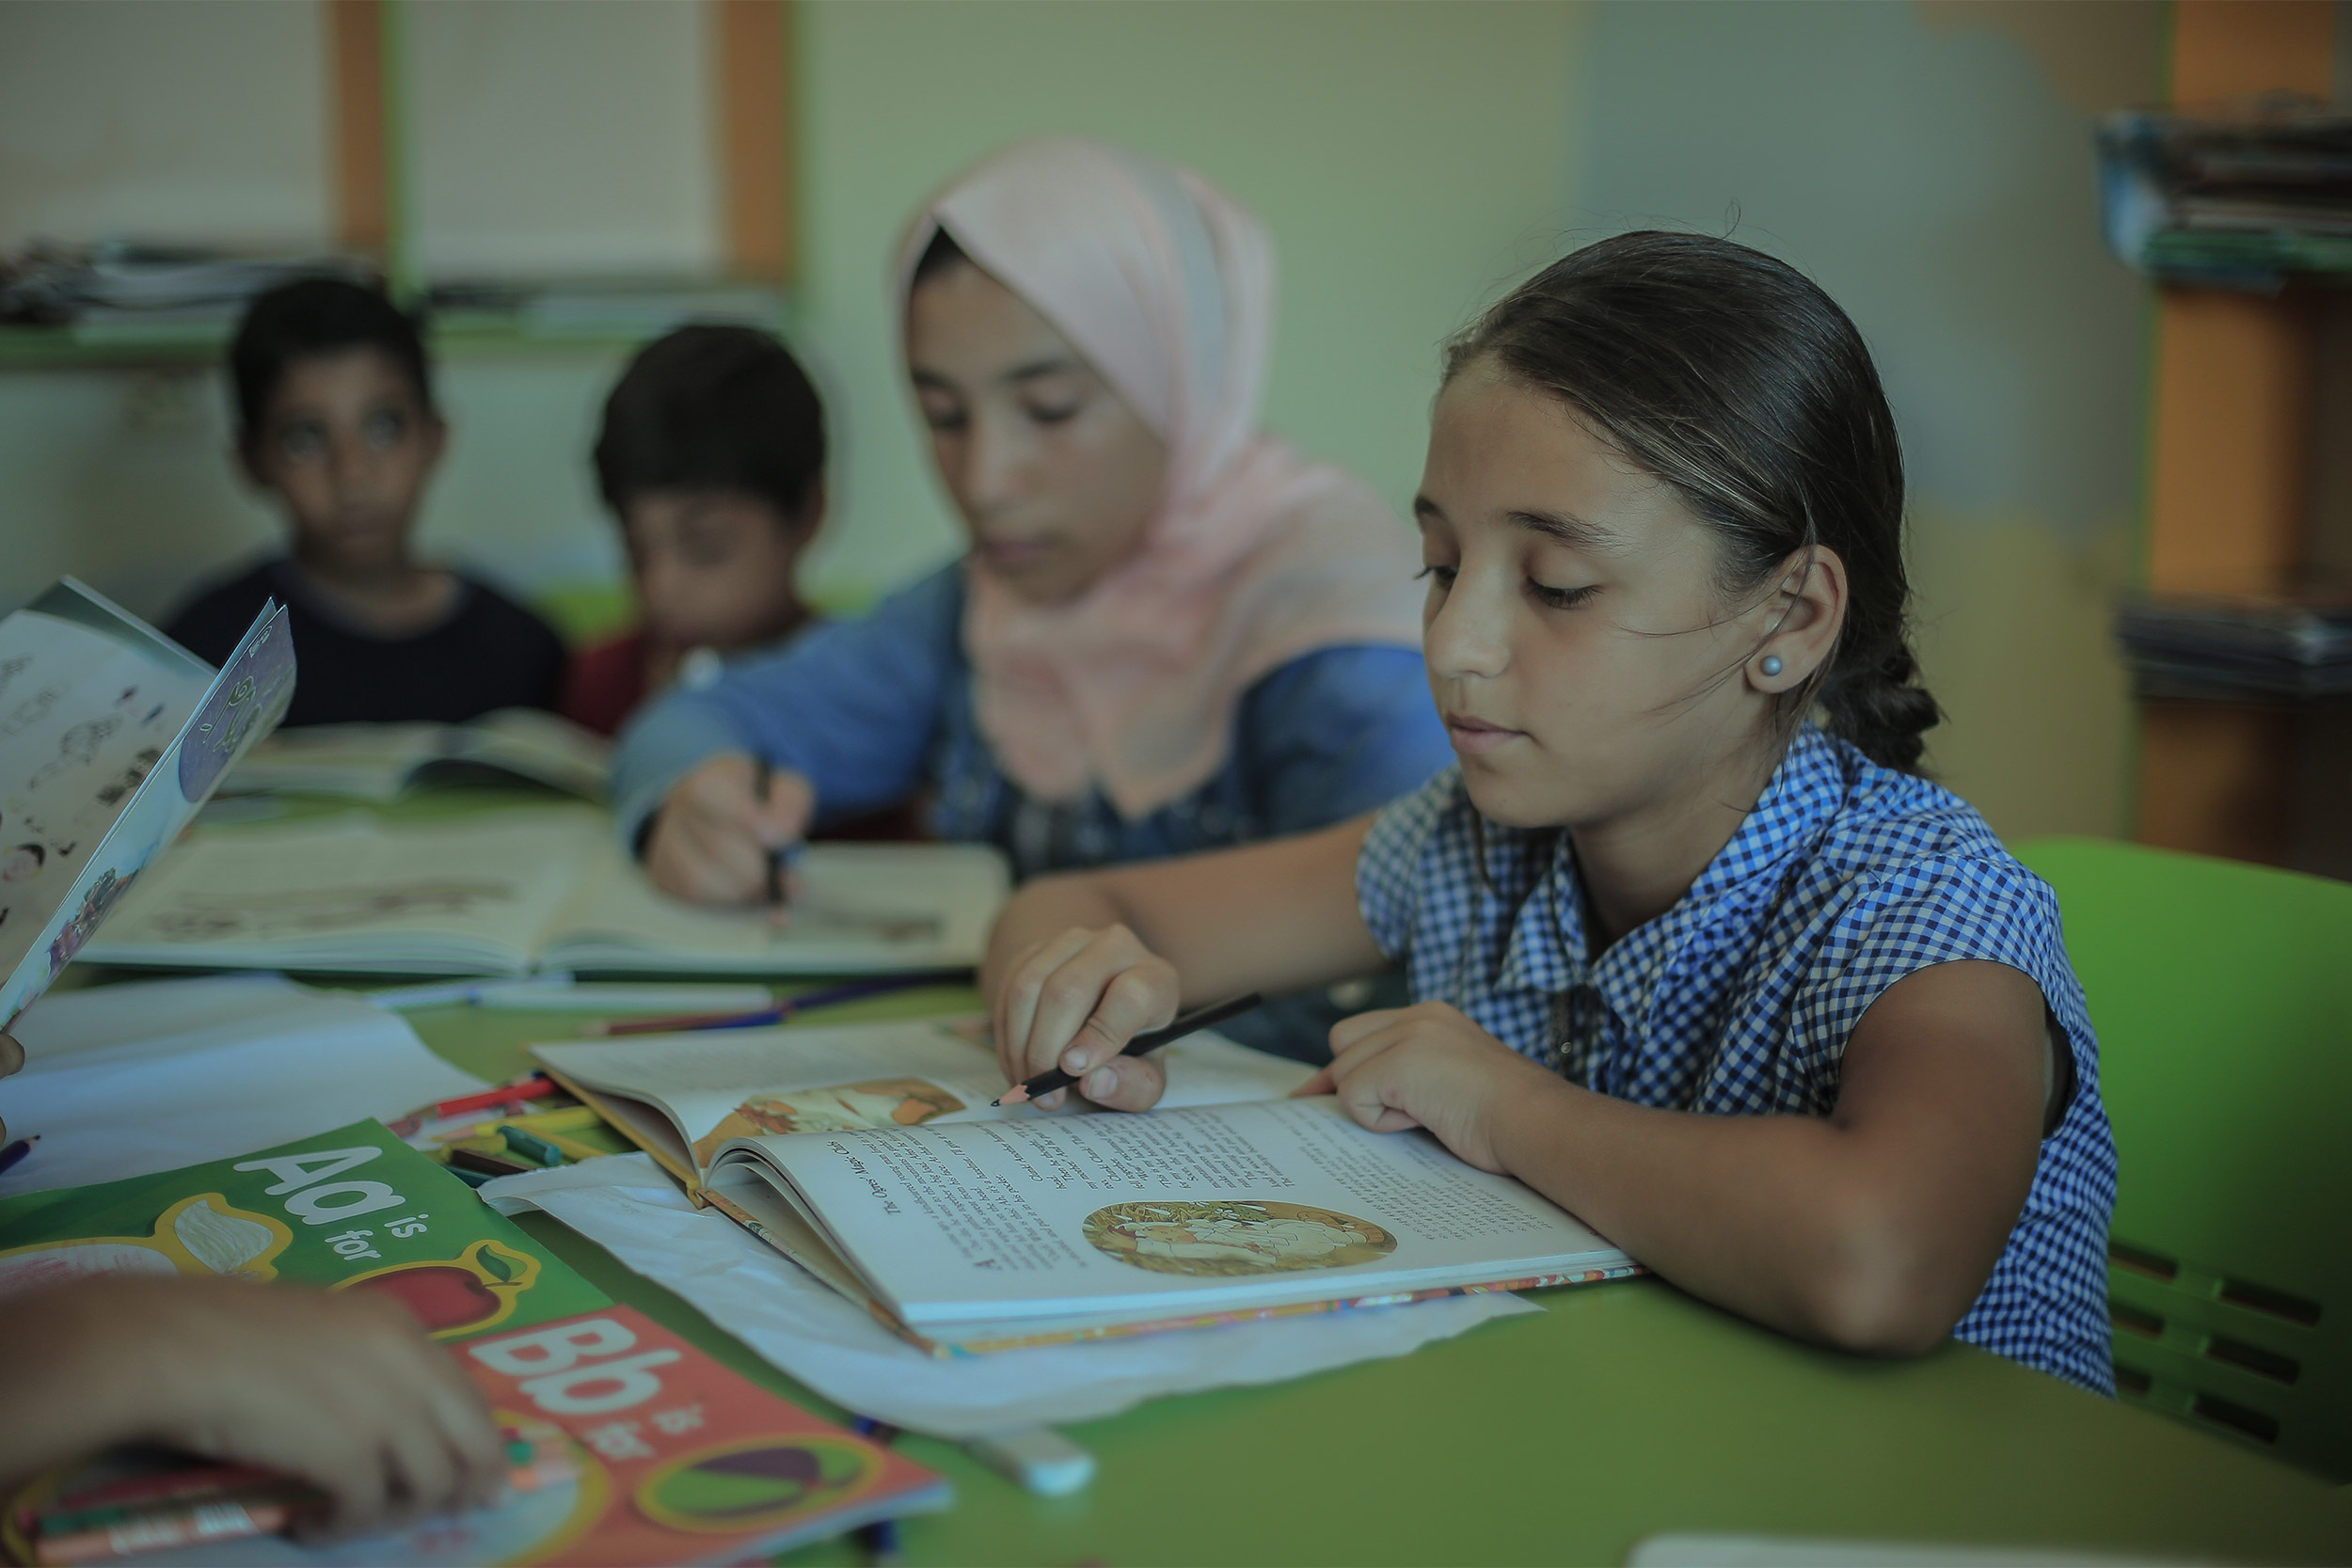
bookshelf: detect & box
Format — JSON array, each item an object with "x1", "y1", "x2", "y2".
[
  {"x1": 2134, "y1": 0, "x2": 2347, "y2": 876},
  {"x1": 0, "y1": 0, "x2": 796, "y2": 369}
]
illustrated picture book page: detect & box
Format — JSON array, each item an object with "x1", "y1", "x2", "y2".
[
  {"x1": 223, "y1": 707, "x2": 611, "y2": 802},
  {"x1": 0, "y1": 578, "x2": 294, "y2": 1026},
  {"x1": 707, "y1": 1096, "x2": 1640, "y2": 1354},
  {"x1": 532, "y1": 1015, "x2": 1317, "y2": 1196},
  {"x1": 79, "y1": 807, "x2": 1011, "y2": 976},
  {"x1": 0, "y1": 1124, "x2": 948, "y2": 1566}
]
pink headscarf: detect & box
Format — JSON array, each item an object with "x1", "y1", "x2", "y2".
[{"x1": 896, "y1": 137, "x2": 1427, "y2": 820}]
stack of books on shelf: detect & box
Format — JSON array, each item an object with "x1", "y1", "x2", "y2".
[
  {"x1": 2115, "y1": 591, "x2": 2352, "y2": 701},
  {"x1": 0, "y1": 242, "x2": 376, "y2": 341},
  {"x1": 2098, "y1": 96, "x2": 2352, "y2": 290}
]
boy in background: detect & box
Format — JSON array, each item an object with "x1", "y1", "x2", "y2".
[
  {"x1": 563, "y1": 325, "x2": 826, "y2": 736},
  {"x1": 167, "y1": 280, "x2": 566, "y2": 726}
]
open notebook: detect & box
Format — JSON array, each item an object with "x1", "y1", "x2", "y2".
[
  {"x1": 532, "y1": 1014, "x2": 1317, "y2": 1201},
  {"x1": 221, "y1": 708, "x2": 610, "y2": 801},
  {"x1": 78, "y1": 807, "x2": 1009, "y2": 976}
]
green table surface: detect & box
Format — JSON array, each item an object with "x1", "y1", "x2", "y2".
[{"x1": 400, "y1": 989, "x2": 2352, "y2": 1567}]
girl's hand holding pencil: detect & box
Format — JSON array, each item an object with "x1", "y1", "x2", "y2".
[
  {"x1": 985, "y1": 923, "x2": 1185, "y2": 1112},
  {"x1": 642, "y1": 752, "x2": 812, "y2": 909}
]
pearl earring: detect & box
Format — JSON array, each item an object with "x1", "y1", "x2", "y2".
[{"x1": 1759, "y1": 655, "x2": 1784, "y2": 677}]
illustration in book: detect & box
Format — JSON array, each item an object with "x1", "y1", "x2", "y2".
[
  {"x1": 689, "y1": 1079, "x2": 968, "y2": 1168},
  {"x1": 1082, "y1": 1199, "x2": 1401, "y2": 1277}
]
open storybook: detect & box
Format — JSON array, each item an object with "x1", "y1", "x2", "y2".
[
  {"x1": 221, "y1": 707, "x2": 610, "y2": 802},
  {"x1": 0, "y1": 578, "x2": 293, "y2": 1027},
  {"x1": 533, "y1": 1018, "x2": 1639, "y2": 1355},
  {"x1": 77, "y1": 805, "x2": 1009, "y2": 976},
  {"x1": 532, "y1": 1014, "x2": 1320, "y2": 1200}
]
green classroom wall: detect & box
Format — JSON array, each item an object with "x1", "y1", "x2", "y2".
[
  {"x1": 787, "y1": 0, "x2": 1580, "y2": 605},
  {"x1": 1560, "y1": 0, "x2": 2162, "y2": 840},
  {"x1": 0, "y1": 0, "x2": 2156, "y2": 842}
]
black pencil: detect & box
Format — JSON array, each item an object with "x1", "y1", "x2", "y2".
[{"x1": 993, "y1": 993, "x2": 1263, "y2": 1106}]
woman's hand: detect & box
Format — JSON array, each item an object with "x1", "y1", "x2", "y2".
[
  {"x1": 1296, "y1": 1001, "x2": 1564, "y2": 1174},
  {"x1": 989, "y1": 924, "x2": 1180, "y2": 1112},
  {"x1": 643, "y1": 753, "x2": 812, "y2": 904},
  {"x1": 0, "y1": 1276, "x2": 506, "y2": 1535}
]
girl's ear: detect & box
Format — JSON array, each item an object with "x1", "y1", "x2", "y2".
[{"x1": 1746, "y1": 545, "x2": 1848, "y2": 695}]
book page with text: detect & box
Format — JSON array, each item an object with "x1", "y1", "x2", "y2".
[{"x1": 722, "y1": 1097, "x2": 1629, "y2": 1325}]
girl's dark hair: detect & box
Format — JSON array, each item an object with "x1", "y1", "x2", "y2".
[
  {"x1": 594, "y1": 325, "x2": 827, "y2": 526},
  {"x1": 1445, "y1": 230, "x2": 1939, "y2": 773},
  {"x1": 230, "y1": 278, "x2": 433, "y2": 442}
]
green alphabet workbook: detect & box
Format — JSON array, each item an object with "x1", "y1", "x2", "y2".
[{"x1": 0, "y1": 1124, "x2": 946, "y2": 1565}]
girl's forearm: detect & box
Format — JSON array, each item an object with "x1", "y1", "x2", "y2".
[
  {"x1": 981, "y1": 822, "x2": 1389, "y2": 1011},
  {"x1": 979, "y1": 873, "x2": 1131, "y2": 999},
  {"x1": 1488, "y1": 1080, "x2": 1972, "y2": 1355}
]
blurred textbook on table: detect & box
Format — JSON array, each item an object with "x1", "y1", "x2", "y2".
[
  {"x1": 0, "y1": 578, "x2": 293, "y2": 1027},
  {"x1": 222, "y1": 709, "x2": 610, "y2": 802},
  {"x1": 77, "y1": 806, "x2": 1009, "y2": 977}
]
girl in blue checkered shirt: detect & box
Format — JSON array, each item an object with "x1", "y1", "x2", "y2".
[{"x1": 979, "y1": 232, "x2": 2118, "y2": 1390}]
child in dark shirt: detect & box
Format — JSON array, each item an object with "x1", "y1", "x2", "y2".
[
  {"x1": 561, "y1": 325, "x2": 827, "y2": 737},
  {"x1": 167, "y1": 279, "x2": 566, "y2": 726}
]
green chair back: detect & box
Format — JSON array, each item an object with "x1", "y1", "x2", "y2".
[{"x1": 2015, "y1": 836, "x2": 2352, "y2": 1480}]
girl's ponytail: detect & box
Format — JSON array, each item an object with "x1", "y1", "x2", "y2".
[
  {"x1": 1818, "y1": 641, "x2": 1941, "y2": 776},
  {"x1": 1446, "y1": 230, "x2": 1942, "y2": 775}
]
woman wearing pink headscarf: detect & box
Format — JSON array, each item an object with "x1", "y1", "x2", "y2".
[{"x1": 612, "y1": 137, "x2": 1450, "y2": 1055}]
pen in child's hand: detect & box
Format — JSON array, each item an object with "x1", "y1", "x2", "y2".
[
  {"x1": 753, "y1": 757, "x2": 788, "y2": 912},
  {"x1": 0, "y1": 1134, "x2": 38, "y2": 1177}
]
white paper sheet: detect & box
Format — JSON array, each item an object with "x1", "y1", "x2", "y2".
[
  {"x1": 1627, "y1": 1536, "x2": 2167, "y2": 1568},
  {"x1": 1, "y1": 975, "x2": 485, "y2": 1196},
  {"x1": 483, "y1": 1153, "x2": 1540, "y2": 1439}
]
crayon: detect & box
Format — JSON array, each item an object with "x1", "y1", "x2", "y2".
[
  {"x1": 447, "y1": 1147, "x2": 535, "y2": 1180},
  {"x1": 497, "y1": 1126, "x2": 566, "y2": 1167}
]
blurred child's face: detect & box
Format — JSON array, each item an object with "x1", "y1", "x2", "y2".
[
  {"x1": 1415, "y1": 362, "x2": 1819, "y2": 832},
  {"x1": 243, "y1": 347, "x2": 444, "y2": 574},
  {"x1": 906, "y1": 261, "x2": 1167, "y2": 606},
  {"x1": 622, "y1": 489, "x2": 814, "y2": 654}
]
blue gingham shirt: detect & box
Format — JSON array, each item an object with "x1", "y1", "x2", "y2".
[{"x1": 1358, "y1": 725, "x2": 2117, "y2": 1392}]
